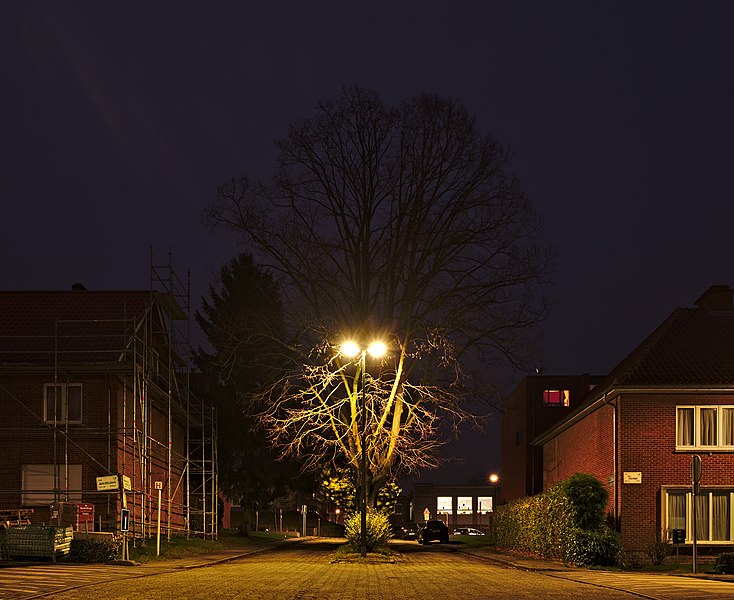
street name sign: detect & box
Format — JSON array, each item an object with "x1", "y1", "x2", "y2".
[{"x1": 96, "y1": 475, "x2": 119, "y2": 491}]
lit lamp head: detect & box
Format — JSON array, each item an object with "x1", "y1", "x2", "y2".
[
  {"x1": 489, "y1": 473, "x2": 499, "y2": 484},
  {"x1": 340, "y1": 340, "x2": 387, "y2": 359}
]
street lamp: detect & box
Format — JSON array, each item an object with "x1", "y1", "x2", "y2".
[{"x1": 341, "y1": 339, "x2": 387, "y2": 557}]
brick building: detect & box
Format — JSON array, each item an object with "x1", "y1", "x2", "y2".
[
  {"x1": 412, "y1": 483, "x2": 498, "y2": 531},
  {"x1": 0, "y1": 266, "x2": 217, "y2": 538},
  {"x1": 501, "y1": 373, "x2": 603, "y2": 502},
  {"x1": 535, "y1": 285, "x2": 734, "y2": 558}
]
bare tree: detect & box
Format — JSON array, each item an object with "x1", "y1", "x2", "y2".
[{"x1": 205, "y1": 86, "x2": 552, "y2": 503}]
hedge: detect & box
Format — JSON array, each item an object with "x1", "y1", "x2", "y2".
[{"x1": 492, "y1": 473, "x2": 619, "y2": 566}]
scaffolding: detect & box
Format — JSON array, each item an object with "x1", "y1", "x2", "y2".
[{"x1": 0, "y1": 252, "x2": 218, "y2": 540}]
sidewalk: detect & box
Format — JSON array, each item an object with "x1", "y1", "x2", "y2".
[{"x1": 457, "y1": 545, "x2": 734, "y2": 584}]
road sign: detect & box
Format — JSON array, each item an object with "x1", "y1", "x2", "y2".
[
  {"x1": 96, "y1": 475, "x2": 119, "y2": 491},
  {"x1": 120, "y1": 508, "x2": 130, "y2": 532},
  {"x1": 154, "y1": 480, "x2": 163, "y2": 490},
  {"x1": 691, "y1": 454, "x2": 702, "y2": 483},
  {"x1": 672, "y1": 529, "x2": 685, "y2": 544},
  {"x1": 121, "y1": 475, "x2": 132, "y2": 491}
]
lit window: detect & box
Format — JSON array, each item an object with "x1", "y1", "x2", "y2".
[
  {"x1": 543, "y1": 390, "x2": 570, "y2": 407},
  {"x1": 664, "y1": 488, "x2": 733, "y2": 542},
  {"x1": 22, "y1": 464, "x2": 82, "y2": 505},
  {"x1": 437, "y1": 496, "x2": 452, "y2": 513},
  {"x1": 44, "y1": 384, "x2": 82, "y2": 424},
  {"x1": 477, "y1": 497, "x2": 493, "y2": 514},
  {"x1": 676, "y1": 406, "x2": 734, "y2": 449},
  {"x1": 457, "y1": 497, "x2": 472, "y2": 515}
]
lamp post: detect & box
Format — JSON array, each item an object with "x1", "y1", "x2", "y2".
[{"x1": 341, "y1": 339, "x2": 386, "y2": 558}]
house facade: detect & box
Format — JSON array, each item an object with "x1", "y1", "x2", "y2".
[
  {"x1": 0, "y1": 278, "x2": 217, "y2": 539},
  {"x1": 535, "y1": 285, "x2": 734, "y2": 558}
]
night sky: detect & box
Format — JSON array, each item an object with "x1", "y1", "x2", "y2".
[{"x1": 3, "y1": 1, "x2": 733, "y2": 484}]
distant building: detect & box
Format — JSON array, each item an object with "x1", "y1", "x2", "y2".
[
  {"x1": 413, "y1": 483, "x2": 498, "y2": 531},
  {"x1": 535, "y1": 285, "x2": 734, "y2": 559},
  {"x1": 501, "y1": 373, "x2": 603, "y2": 502}
]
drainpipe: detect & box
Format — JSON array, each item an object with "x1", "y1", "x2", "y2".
[{"x1": 603, "y1": 392, "x2": 619, "y2": 527}]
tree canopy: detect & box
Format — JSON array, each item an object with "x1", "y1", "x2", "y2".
[
  {"x1": 195, "y1": 253, "x2": 310, "y2": 506},
  {"x1": 205, "y1": 86, "x2": 553, "y2": 502}
]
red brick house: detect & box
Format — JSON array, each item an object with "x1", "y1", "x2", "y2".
[
  {"x1": 0, "y1": 280, "x2": 217, "y2": 538},
  {"x1": 535, "y1": 285, "x2": 734, "y2": 558}
]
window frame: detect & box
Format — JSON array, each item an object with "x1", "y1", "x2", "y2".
[
  {"x1": 676, "y1": 405, "x2": 734, "y2": 451},
  {"x1": 662, "y1": 487, "x2": 734, "y2": 544},
  {"x1": 43, "y1": 383, "x2": 83, "y2": 425}
]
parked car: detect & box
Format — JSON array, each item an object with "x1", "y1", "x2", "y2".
[
  {"x1": 399, "y1": 522, "x2": 422, "y2": 541},
  {"x1": 452, "y1": 527, "x2": 485, "y2": 536},
  {"x1": 418, "y1": 520, "x2": 449, "y2": 544}
]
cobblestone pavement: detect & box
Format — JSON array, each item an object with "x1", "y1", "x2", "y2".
[
  {"x1": 14, "y1": 542, "x2": 636, "y2": 600},
  {"x1": 1, "y1": 540, "x2": 733, "y2": 600}
]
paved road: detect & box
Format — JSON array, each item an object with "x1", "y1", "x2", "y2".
[{"x1": 0, "y1": 539, "x2": 732, "y2": 599}]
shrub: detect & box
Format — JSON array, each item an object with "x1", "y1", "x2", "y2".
[
  {"x1": 565, "y1": 527, "x2": 620, "y2": 567},
  {"x1": 493, "y1": 473, "x2": 619, "y2": 566},
  {"x1": 69, "y1": 537, "x2": 121, "y2": 562},
  {"x1": 645, "y1": 532, "x2": 672, "y2": 566},
  {"x1": 712, "y1": 552, "x2": 734, "y2": 575},
  {"x1": 561, "y1": 473, "x2": 609, "y2": 531},
  {"x1": 344, "y1": 509, "x2": 392, "y2": 552}
]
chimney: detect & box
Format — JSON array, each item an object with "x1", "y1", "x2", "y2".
[{"x1": 695, "y1": 285, "x2": 734, "y2": 312}]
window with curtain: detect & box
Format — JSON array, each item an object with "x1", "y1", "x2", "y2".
[
  {"x1": 666, "y1": 489, "x2": 734, "y2": 543},
  {"x1": 695, "y1": 494, "x2": 710, "y2": 540},
  {"x1": 668, "y1": 492, "x2": 686, "y2": 531},
  {"x1": 700, "y1": 408, "x2": 718, "y2": 446},
  {"x1": 722, "y1": 408, "x2": 734, "y2": 446},
  {"x1": 677, "y1": 408, "x2": 694, "y2": 446},
  {"x1": 676, "y1": 405, "x2": 734, "y2": 449},
  {"x1": 712, "y1": 492, "x2": 730, "y2": 541}
]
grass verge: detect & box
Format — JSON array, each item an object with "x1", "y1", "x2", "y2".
[{"x1": 128, "y1": 530, "x2": 295, "y2": 563}]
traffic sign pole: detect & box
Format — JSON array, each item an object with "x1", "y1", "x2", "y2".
[
  {"x1": 155, "y1": 481, "x2": 163, "y2": 557},
  {"x1": 691, "y1": 455, "x2": 702, "y2": 574}
]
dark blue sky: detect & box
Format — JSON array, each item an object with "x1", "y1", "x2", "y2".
[{"x1": 3, "y1": 1, "x2": 733, "y2": 483}]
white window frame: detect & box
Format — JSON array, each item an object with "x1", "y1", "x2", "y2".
[
  {"x1": 676, "y1": 405, "x2": 734, "y2": 450},
  {"x1": 662, "y1": 487, "x2": 734, "y2": 544},
  {"x1": 44, "y1": 383, "x2": 82, "y2": 424}
]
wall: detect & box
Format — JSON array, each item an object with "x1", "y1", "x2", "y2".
[
  {"x1": 542, "y1": 402, "x2": 615, "y2": 514},
  {"x1": 618, "y1": 391, "x2": 734, "y2": 554}
]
